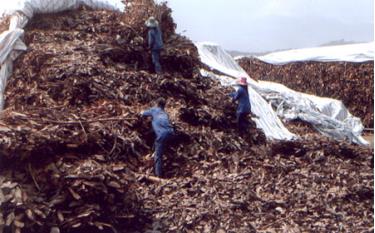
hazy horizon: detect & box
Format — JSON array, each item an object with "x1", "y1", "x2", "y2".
[
  {"x1": 0, "y1": 0, "x2": 373, "y2": 53},
  {"x1": 164, "y1": 0, "x2": 374, "y2": 53}
]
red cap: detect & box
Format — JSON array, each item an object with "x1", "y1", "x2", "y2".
[{"x1": 237, "y1": 77, "x2": 248, "y2": 86}]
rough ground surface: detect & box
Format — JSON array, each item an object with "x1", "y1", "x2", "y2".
[
  {"x1": 0, "y1": 1, "x2": 373, "y2": 232},
  {"x1": 363, "y1": 134, "x2": 374, "y2": 148},
  {"x1": 238, "y1": 57, "x2": 374, "y2": 128}
]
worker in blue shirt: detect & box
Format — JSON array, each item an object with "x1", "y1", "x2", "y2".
[
  {"x1": 141, "y1": 98, "x2": 174, "y2": 177},
  {"x1": 145, "y1": 16, "x2": 164, "y2": 74},
  {"x1": 229, "y1": 77, "x2": 252, "y2": 134}
]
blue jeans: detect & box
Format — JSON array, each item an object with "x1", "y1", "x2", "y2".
[
  {"x1": 151, "y1": 49, "x2": 162, "y2": 73},
  {"x1": 154, "y1": 130, "x2": 174, "y2": 177},
  {"x1": 236, "y1": 112, "x2": 249, "y2": 134}
]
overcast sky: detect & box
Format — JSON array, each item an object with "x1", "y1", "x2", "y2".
[
  {"x1": 1, "y1": 0, "x2": 373, "y2": 53},
  {"x1": 164, "y1": 0, "x2": 374, "y2": 53}
]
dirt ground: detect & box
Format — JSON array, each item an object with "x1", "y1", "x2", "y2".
[{"x1": 363, "y1": 133, "x2": 374, "y2": 148}]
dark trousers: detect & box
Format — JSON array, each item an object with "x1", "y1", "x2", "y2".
[
  {"x1": 154, "y1": 130, "x2": 174, "y2": 177},
  {"x1": 151, "y1": 49, "x2": 162, "y2": 74},
  {"x1": 236, "y1": 112, "x2": 249, "y2": 134}
]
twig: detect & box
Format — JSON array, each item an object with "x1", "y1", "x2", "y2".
[
  {"x1": 28, "y1": 163, "x2": 41, "y2": 192},
  {"x1": 32, "y1": 117, "x2": 137, "y2": 125},
  {"x1": 64, "y1": 175, "x2": 104, "y2": 180},
  {"x1": 142, "y1": 175, "x2": 165, "y2": 183},
  {"x1": 120, "y1": 23, "x2": 138, "y2": 34},
  {"x1": 108, "y1": 137, "x2": 118, "y2": 156},
  {"x1": 132, "y1": 171, "x2": 166, "y2": 183},
  {"x1": 78, "y1": 120, "x2": 88, "y2": 142},
  {"x1": 260, "y1": 217, "x2": 287, "y2": 230}
]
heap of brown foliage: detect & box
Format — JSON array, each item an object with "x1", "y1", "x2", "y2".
[{"x1": 0, "y1": 1, "x2": 372, "y2": 232}]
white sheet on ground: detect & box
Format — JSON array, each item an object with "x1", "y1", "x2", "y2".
[
  {"x1": 196, "y1": 42, "x2": 369, "y2": 146},
  {"x1": 0, "y1": 0, "x2": 125, "y2": 109},
  {"x1": 257, "y1": 81, "x2": 368, "y2": 145},
  {"x1": 255, "y1": 42, "x2": 374, "y2": 64}
]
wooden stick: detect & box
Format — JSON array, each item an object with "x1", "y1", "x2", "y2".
[
  {"x1": 31, "y1": 117, "x2": 137, "y2": 125},
  {"x1": 142, "y1": 175, "x2": 165, "y2": 183},
  {"x1": 78, "y1": 120, "x2": 88, "y2": 141},
  {"x1": 28, "y1": 163, "x2": 41, "y2": 192},
  {"x1": 64, "y1": 175, "x2": 104, "y2": 180},
  {"x1": 132, "y1": 170, "x2": 166, "y2": 183},
  {"x1": 108, "y1": 137, "x2": 118, "y2": 156}
]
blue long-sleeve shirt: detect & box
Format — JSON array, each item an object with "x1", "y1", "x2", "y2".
[
  {"x1": 142, "y1": 107, "x2": 173, "y2": 138},
  {"x1": 148, "y1": 27, "x2": 164, "y2": 50},
  {"x1": 229, "y1": 86, "x2": 251, "y2": 114}
]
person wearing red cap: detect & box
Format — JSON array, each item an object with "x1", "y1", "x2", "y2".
[{"x1": 229, "y1": 77, "x2": 252, "y2": 134}]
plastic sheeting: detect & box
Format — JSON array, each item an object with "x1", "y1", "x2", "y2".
[
  {"x1": 196, "y1": 42, "x2": 369, "y2": 146},
  {"x1": 257, "y1": 81, "x2": 368, "y2": 145},
  {"x1": 196, "y1": 42, "x2": 297, "y2": 141},
  {"x1": 0, "y1": 0, "x2": 125, "y2": 109},
  {"x1": 0, "y1": 29, "x2": 27, "y2": 109},
  {"x1": 256, "y1": 42, "x2": 374, "y2": 65},
  {"x1": 197, "y1": 42, "x2": 251, "y2": 81}
]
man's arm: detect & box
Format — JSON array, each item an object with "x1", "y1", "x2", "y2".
[{"x1": 141, "y1": 108, "x2": 154, "y2": 117}]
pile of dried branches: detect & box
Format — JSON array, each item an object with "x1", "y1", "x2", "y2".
[
  {"x1": 238, "y1": 57, "x2": 374, "y2": 127},
  {"x1": 0, "y1": 1, "x2": 373, "y2": 232},
  {"x1": 136, "y1": 137, "x2": 373, "y2": 232},
  {"x1": 0, "y1": 2, "x2": 265, "y2": 232}
]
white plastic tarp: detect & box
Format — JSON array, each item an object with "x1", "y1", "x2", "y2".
[
  {"x1": 0, "y1": 0, "x2": 125, "y2": 109},
  {"x1": 196, "y1": 42, "x2": 369, "y2": 146},
  {"x1": 257, "y1": 81, "x2": 368, "y2": 145},
  {"x1": 256, "y1": 42, "x2": 374, "y2": 65},
  {"x1": 197, "y1": 42, "x2": 252, "y2": 82}
]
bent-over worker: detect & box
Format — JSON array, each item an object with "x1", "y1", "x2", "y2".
[
  {"x1": 229, "y1": 77, "x2": 252, "y2": 134},
  {"x1": 141, "y1": 97, "x2": 174, "y2": 177},
  {"x1": 145, "y1": 16, "x2": 164, "y2": 74}
]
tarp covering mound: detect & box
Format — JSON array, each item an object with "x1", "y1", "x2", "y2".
[
  {"x1": 238, "y1": 55, "x2": 374, "y2": 128},
  {"x1": 0, "y1": 1, "x2": 373, "y2": 232},
  {"x1": 255, "y1": 42, "x2": 374, "y2": 64}
]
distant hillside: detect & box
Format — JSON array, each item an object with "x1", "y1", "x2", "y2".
[
  {"x1": 226, "y1": 50, "x2": 255, "y2": 58},
  {"x1": 227, "y1": 40, "x2": 370, "y2": 58},
  {"x1": 226, "y1": 49, "x2": 292, "y2": 58},
  {"x1": 319, "y1": 39, "x2": 365, "y2": 47},
  {"x1": 227, "y1": 50, "x2": 276, "y2": 58}
]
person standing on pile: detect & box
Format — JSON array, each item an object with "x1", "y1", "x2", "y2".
[
  {"x1": 141, "y1": 97, "x2": 174, "y2": 177},
  {"x1": 229, "y1": 77, "x2": 252, "y2": 134},
  {"x1": 145, "y1": 16, "x2": 164, "y2": 74}
]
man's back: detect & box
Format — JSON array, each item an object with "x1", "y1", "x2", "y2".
[
  {"x1": 142, "y1": 107, "x2": 173, "y2": 137},
  {"x1": 148, "y1": 27, "x2": 164, "y2": 50},
  {"x1": 230, "y1": 86, "x2": 251, "y2": 114}
]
